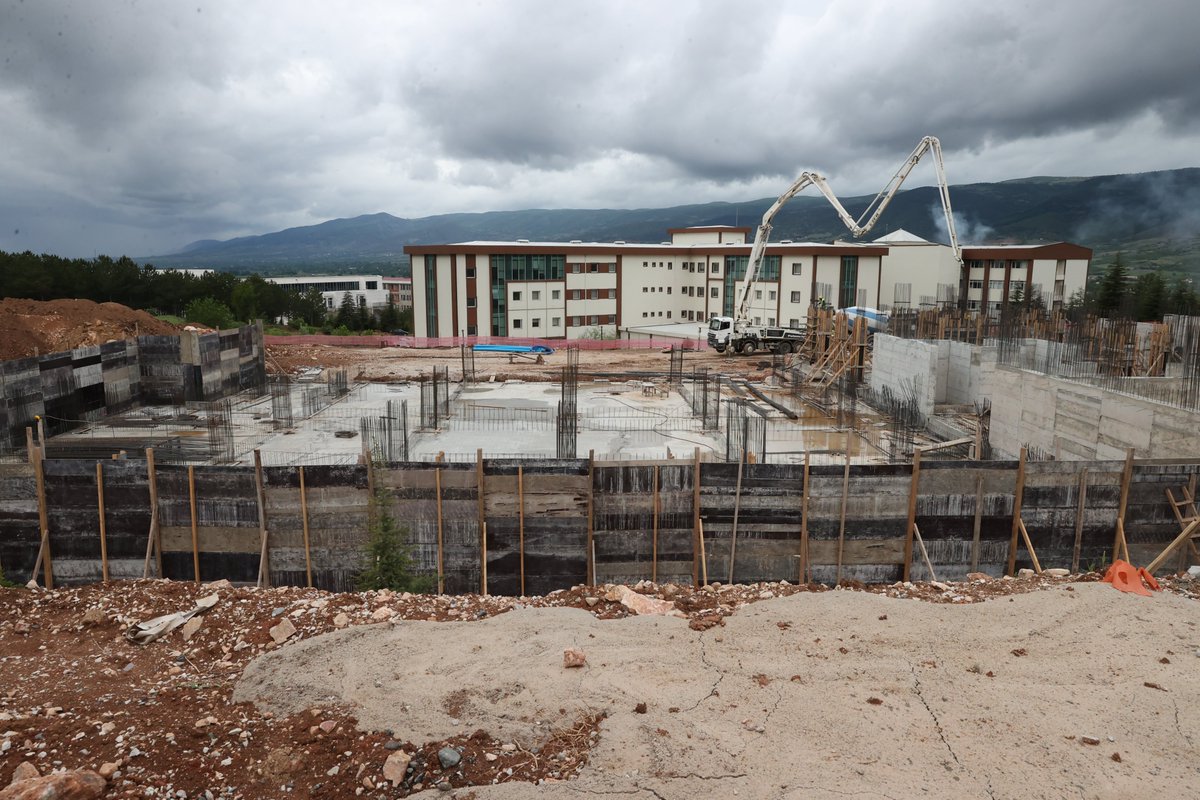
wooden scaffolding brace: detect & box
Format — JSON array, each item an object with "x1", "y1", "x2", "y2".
[{"x1": 1146, "y1": 475, "x2": 1200, "y2": 574}]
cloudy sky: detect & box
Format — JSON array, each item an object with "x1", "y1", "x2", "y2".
[{"x1": 2, "y1": 0, "x2": 1199, "y2": 258}]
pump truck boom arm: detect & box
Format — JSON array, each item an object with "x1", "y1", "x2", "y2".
[{"x1": 734, "y1": 135, "x2": 961, "y2": 325}]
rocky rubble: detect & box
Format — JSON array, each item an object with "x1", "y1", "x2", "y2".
[{"x1": 1, "y1": 570, "x2": 1196, "y2": 798}]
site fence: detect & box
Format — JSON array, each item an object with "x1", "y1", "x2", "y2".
[{"x1": 264, "y1": 334, "x2": 710, "y2": 351}]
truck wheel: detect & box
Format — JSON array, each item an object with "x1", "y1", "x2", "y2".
[
  {"x1": 714, "y1": 344, "x2": 727, "y2": 354},
  {"x1": 776, "y1": 341, "x2": 793, "y2": 355},
  {"x1": 739, "y1": 341, "x2": 757, "y2": 355}
]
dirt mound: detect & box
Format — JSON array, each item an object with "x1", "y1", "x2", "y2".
[{"x1": 0, "y1": 298, "x2": 178, "y2": 360}]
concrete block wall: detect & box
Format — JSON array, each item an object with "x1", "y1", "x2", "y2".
[
  {"x1": 987, "y1": 366, "x2": 1200, "y2": 460},
  {"x1": 869, "y1": 335, "x2": 937, "y2": 417}
]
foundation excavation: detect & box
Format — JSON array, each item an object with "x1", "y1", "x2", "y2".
[{"x1": 2, "y1": 306, "x2": 1200, "y2": 592}]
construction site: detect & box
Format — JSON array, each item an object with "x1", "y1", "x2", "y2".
[{"x1": 3, "y1": 297, "x2": 1200, "y2": 798}]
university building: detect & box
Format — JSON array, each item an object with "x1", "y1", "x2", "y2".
[{"x1": 405, "y1": 226, "x2": 1091, "y2": 339}]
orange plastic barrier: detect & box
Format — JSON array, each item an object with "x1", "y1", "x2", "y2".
[{"x1": 1101, "y1": 559, "x2": 1158, "y2": 596}]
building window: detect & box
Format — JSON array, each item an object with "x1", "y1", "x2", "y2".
[
  {"x1": 667, "y1": 311, "x2": 672, "y2": 319},
  {"x1": 532, "y1": 290, "x2": 540, "y2": 300},
  {"x1": 792, "y1": 263, "x2": 802, "y2": 276},
  {"x1": 755, "y1": 290, "x2": 762, "y2": 300},
  {"x1": 643, "y1": 312, "x2": 648, "y2": 317},
  {"x1": 643, "y1": 261, "x2": 649, "y2": 267},
  {"x1": 711, "y1": 264, "x2": 719, "y2": 274},
  {"x1": 572, "y1": 316, "x2": 582, "y2": 326},
  {"x1": 532, "y1": 318, "x2": 541, "y2": 328},
  {"x1": 608, "y1": 289, "x2": 617, "y2": 299},
  {"x1": 643, "y1": 287, "x2": 648, "y2": 293},
  {"x1": 365, "y1": 280, "x2": 378, "y2": 290},
  {"x1": 790, "y1": 291, "x2": 802, "y2": 303},
  {"x1": 769, "y1": 290, "x2": 777, "y2": 301},
  {"x1": 989, "y1": 280, "x2": 1003, "y2": 290},
  {"x1": 710, "y1": 287, "x2": 718, "y2": 298},
  {"x1": 607, "y1": 264, "x2": 616, "y2": 273},
  {"x1": 513, "y1": 291, "x2": 522, "y2": 301},
  {"x1": 424, "y1": 255, "x2": 438, "y2": 336},
  {"x1": 466, "y1": 267, "x2": 476, "y2": 279},
  {"x1": 768, "y1": 317, "x2": 775, "y2": 326},
  {"x1": 467, "y1": 325, "x2": 477, "y2": 335},
  {"x1": 512, "y1": 318, "x2": 522, "y2": 329},
  {"x1": 969, "y1": 280, "x2": 983, "y2": 290},
  {"x1": 551, "y1": 289, "x2": 560, "y2": 300},
  {"x1": 838, "y1": 256, "x2": 859, "y2": 308},
  {"x1": 607, "y1": 314, "x2": 616, "y2": 323},
  {"x1": 467, "y1": 296, "x2": 477, "y2": 308},
  {"x1": 589, "y1": 289, "x2": 599, "y2": 300},
  {"x1": 789, "y1": 318, "x2": 799, "y2": 327},
  {"x1": 552, "y1": 317, "x2": 560, "y2": 326},
  {"x1": 571, "y1": 263, "x2": 583, "y2": 273},
  {"x1": 589, "y1": 315, "x2": 599, "y2": 325},
  {"x1": 667, "y1": 263, "x2": 672, "y2": 270},
  {"x1": 667, "y1": 287, "x2": 672, "y2": 295}
]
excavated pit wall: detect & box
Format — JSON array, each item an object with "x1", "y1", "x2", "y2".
[
  {"x1": 1, "y1": 455, "x2": 1195, "y2": 591},
  {"x1": 0, "y1": 323, "x2": 266, "y2": 451}
]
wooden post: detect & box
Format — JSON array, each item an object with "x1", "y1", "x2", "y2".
[
  {"x1": 1113, "y1": 448, "x2": 1134, "y2": 563},
  {"x1": 902, "y1": 449, "x2": 922, "y2": 582},
  {"x1": 516, "y1": 464, "x2": 524, "y2": 596},
  {"x1": 698, "y1": 519, "x2": 708, "y2": 586},
  {"x1": 188, "y1": 465, "x2": 200, "y2": 584},
  {"x1": 143, "y1": 448, "x2": 162, "y2": 579},
  {"x1": 913, "y1": 523, "x2": 937, "y2": 581},
  {"x1": 800, "y1": 452, "x2": 811, "y2": 584},
  {"x1": 651, "y1": 465, "x2": 660, "y2": 583},
  {"x1": 32, "y1": 442, "x2": 53, "y2": 589},
  {"x1": 1018, "y1": 519, "x2": 1043, "y2": 574},
  {"x1": 299, "y1": 466, "x2": 313, "y2": 588},
  {"x1": 254, "y1": 449, "x2": 270, "y2": 588},
  {"x1": 1006, "y1": 447, "x2": 1028, "y2": 576},
  {"x1": 436, "y1": 464, "x2": 445, "y2": 596},
  {"x1": 1072, "y1": 468, "x2": 1088, "y2": 573},
  {"x1": 476, "y1": 448, "x2": 487, "y2": 595},
  {"x1": 692, "y1": 448, "x2": 701, "y2": 587},
  {"x1": 970, "y1": 474, "x2": 984, "y2": 573},
  {"x1": 481, "y1": 521, "x2": 489, "y2": 596},
  {"x1": 835, "y1": 450, "x2": 850, "y2": 584},
  {"x1": 587, "y1": 450, "x2": 596, "y2": 587},
  {"x1": 728, "y1": 450, "x2": 745, "y2": 584},
  {"x1": 96, "y1": 462, "x2": 109, "y2": 583},
  {"x1": 1145, "y1": 517, "x2": 1200, "y2": 574},
  {"x1": 25, "y1": 427, "x2": 35, "y2": 463}
]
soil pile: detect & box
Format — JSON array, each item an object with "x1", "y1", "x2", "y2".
[
  {"x1": 2, "y1": 574, "x2": 1197, "y2": 798},
  {"x1": 0, "y1": 298, "x2": 177, "y2": 360}
]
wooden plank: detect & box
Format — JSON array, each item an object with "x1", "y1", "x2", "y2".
[
  {"x1": 517, "y1": 465, "x2": 524, "y2": 596},
  {"x1": 836, "y1": 451, "x2": 850, "y2": 583},
  {"x1": 692, "y1": 448, "x2": 700, "y2": 587},
  {"x1": 588, "y1": 450, "x2": 596, "y2": 586},
  {"x1": 144, "y1": 447, "x2": 162, "y2": 579},
  {"x1": 913, "y1": 523, "x2": 937, "y2": 581},
  {"x1": 652, "y1": 464, "x2": 659, "y2": 583},
  {"x1": 1006, "y1": 447, "x2": 1027, "y2": 576},
  {"x1": 188, "y1": 465, "x2": 200, "y2": 584},
  {"x1": 96, "y1": 461, "x2": 109, "y2": 583},
  {"x1": 800, "y1": 452, "x2": 811, "y2": 582},
  {"x1": 1072, "y1": 468, "x2": 1088, "y2": 573},
  {"x1": 477, "y1": 449, "x2": 487, "y2": 594},
  {"x1": 1018, "y1": 518, "x2": 1042, "y2": 574},
  {"x1": 254, "y1": 449, "x2": 270, "y2": 588},
  {"x1": 300, "y1": 466, "x2": 313, "y2": 588},
  {"x1": 698, "y1": 519, "x2": 708, "y2": 585},
  {"x1": 436, "y1": 464, "x2": 445, "y2": 595},
  {"x1": 921, "y1": 436, "x2": 974, "y2": 453},
  {"x1": 1146, "y1": 517, "x2": 1200, "y2": 573},
  {"x1": 902, "y1": 449, "x2": 922, "y2": 581},
  {"x1": 33, "y1": 443, "x2": 52, "y2": 589},
  {"x1": 1113, "y1": 447, "x2": 1134, "y2": 563},
  {"x1": 970, "y1": 473, "x2": 983, "y2": 573},
  {"x1": 728, "y1": 451, "x2": 744, "y2": 584}
]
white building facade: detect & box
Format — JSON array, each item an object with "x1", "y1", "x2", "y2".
[
  {"x1": 405, "y1": 227, "x2": 1091, "y2": 339},
  {"x1": 266, "y1": 275, "x2": 391, "y2": 312}
]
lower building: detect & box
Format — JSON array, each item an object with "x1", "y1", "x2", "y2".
[
  {"x1": 404, "y1": 227, "x2": 1091, "y2": 339},
  {"x1": 267, "y1": 275, "x2": 389, "y2": 312}
]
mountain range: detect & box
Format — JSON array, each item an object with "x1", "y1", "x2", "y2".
[{"x1": 144, "y1": 168, "x2": 1200, "y2": 277}]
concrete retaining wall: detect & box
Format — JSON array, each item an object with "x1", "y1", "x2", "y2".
[
  {"x1": 987, "y1": 366, "x2": 1200, "y2": 460},
  {"x1": 0, "y1": 324, "x2": 266, "y2": 450},
  {"x1": 3, "y1": 454, "x2": 1196, "y2": 591},
  {"x1": 870, "y1": 336, "x2": 937, "y2": 417}
]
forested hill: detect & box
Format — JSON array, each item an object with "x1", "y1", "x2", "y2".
[{"x1": 143, "y1": 168, "x2": 1200, "y2": 277}]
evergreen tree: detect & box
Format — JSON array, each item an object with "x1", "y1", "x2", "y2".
[
  {"x1": 335, "y1": 291, "x2": 357, "y2": 329},
  {"x1": 1096, "y1": 254, "x2": 1130, "y2": 316},
  {"x1": 1169, "y1": 277, "x2": 1198, "y2": 316},
  {"x1": 1134, "y1": 271, "x2": 1167, "y2": 321},
  {"x1": 356, "y1": 485, "x2": 432, "y2": 592}
]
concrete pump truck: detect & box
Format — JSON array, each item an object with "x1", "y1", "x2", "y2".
[{"x1": 708, "y1": 136, "x2": 963, "y2": 354}]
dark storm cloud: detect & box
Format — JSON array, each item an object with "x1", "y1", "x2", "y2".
[{"x1": 0, "y1": 0, "x2": 1198, "y2": 258}]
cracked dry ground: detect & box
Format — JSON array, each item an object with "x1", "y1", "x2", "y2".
[{"x1": 3, "y1": 578, "x2": 1200, "y2": 799}]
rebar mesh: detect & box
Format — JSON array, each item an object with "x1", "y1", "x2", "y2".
[{"x1": 556, "y1": 348, "x2": 579, "y2": 458}]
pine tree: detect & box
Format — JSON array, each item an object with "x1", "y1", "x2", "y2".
[
  {"x1": 356, "y1": 485, "x2": 432, "y2": 592},
  {"x1": 1096, "y1": 254, "x2": 1129, "y2": 316}
]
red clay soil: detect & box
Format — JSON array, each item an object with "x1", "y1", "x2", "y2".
[
  {"x1": 0, "y1": 298, "x2": 177, "y2": 361},
  {"x1": 1, "y1": 574, "x2": 1196, "y2": 799}
]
